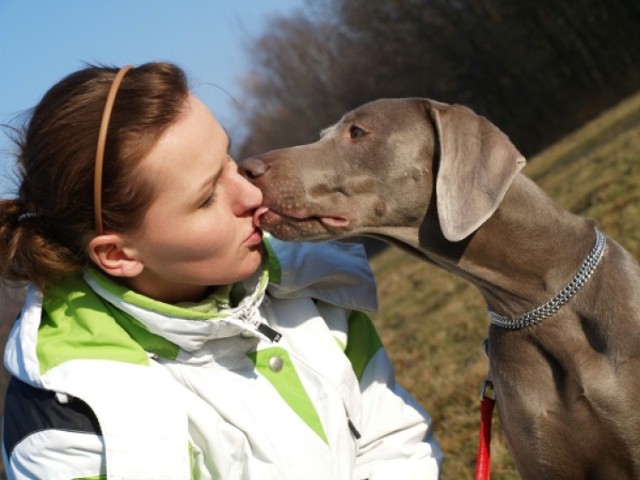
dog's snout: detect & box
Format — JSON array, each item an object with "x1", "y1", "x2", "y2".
[{"x1": 239, "y1": 156, "x2": 270, "y2": 180}]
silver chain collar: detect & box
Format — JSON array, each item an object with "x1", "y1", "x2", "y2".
[{"x1": 489, "y1": 228, "x2": 607, "y2": 330}]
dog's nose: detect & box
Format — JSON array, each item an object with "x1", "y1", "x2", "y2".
[{"x1": 239, "y1": 156, "x2": 269, "y2": 180}]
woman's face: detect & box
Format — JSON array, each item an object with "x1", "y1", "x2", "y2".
[{"x1": 122, "y1": 95, "x2": 264, "y2": 303}]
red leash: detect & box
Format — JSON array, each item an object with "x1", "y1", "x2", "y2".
[{"x1": 475, "y1": 379, "x2": 496, "y2": 480}]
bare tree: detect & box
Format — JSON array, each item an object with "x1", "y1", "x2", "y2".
[{"x1": 236, "y1": 0, "x2": 640, "y2": 158}]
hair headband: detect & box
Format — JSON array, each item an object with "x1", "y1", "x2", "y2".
[{"x1": 94, "y1": 65, "x2": 134, "y2": 235}]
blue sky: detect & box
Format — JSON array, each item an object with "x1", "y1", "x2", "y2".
[{"x1": 0, "y1": 0, "x2": 306, "y2": 197}]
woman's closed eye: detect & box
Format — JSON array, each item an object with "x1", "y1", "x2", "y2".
[
  {"x1": 198, "y1": 159, "x2": 228, "y2": 209},
  {"x1": 199, "y1": 190, "x2": 217, "y2": 209}
]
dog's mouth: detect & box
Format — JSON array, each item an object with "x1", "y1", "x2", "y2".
[{"x1": 255, "y1": 207, "x2": 350, "y2": 240}]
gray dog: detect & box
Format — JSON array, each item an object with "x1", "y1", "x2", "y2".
[{"x1": 240, "y1": 98, "x2": 640, "y2": 479}]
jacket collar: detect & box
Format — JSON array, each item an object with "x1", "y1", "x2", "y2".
[{"x1": 4, "y1": 238, "x2": 377, "y2": 387}]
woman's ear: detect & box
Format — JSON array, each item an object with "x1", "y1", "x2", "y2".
[{"x1": 86, "y1": 234, "x2": 144, "y2": 278}]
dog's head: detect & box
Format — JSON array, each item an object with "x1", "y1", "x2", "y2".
[{"x1": 240, "y1": 98, "x2": 525, "y2": 243}]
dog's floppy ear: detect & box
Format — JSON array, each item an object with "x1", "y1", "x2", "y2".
[{"x1": 428, "y1": 102, "x2": 526, "y2": 242}]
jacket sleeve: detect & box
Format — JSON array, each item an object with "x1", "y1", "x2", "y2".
[
  {"x1": 344, "y1": 311, "x2": 443, "y2": 480},
  {"x1": 5, "y1": 431, "x2": 105, "y2": 480},
  {"x1": 3, "y1": 377, "x2": 106, "y2": 480}
]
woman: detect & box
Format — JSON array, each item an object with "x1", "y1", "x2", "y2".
[{"x1": 0, "y1": 62, "x2": 442, "y2": 479}]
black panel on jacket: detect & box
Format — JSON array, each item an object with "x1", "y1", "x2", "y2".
[{"x1": 3, "y1": 376, "x2": 102, "y2": 459}]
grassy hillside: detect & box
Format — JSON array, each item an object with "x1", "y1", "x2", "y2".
[{"x1": 370, "y1": 90, "x2": 640, "y2": 479}]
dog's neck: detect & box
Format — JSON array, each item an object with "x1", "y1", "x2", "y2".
[{"x1": 408, "y1": 174, "x2": 598, "y2": 320}]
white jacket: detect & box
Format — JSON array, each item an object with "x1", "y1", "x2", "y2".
[{"x1": 3, "y1": 239, "x2": 442, "y2": 480}]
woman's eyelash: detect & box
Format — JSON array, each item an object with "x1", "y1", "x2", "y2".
[
  {"x1": 200, "y1": 155, "x2": 229, "y2": 209},
  {"x1": 200, "y1": 191, "x2": 217, "y2": 209}
]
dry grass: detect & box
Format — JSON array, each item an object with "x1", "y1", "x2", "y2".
[{"x1": 369, "y1": 90, "x2": 640, "y2": 479}]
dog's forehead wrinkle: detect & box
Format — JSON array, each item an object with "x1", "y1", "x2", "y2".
[
  {"x1": 366, "y1": 132, "x2": 430, "y2": 177},
  {"x1": 319, "y1": 122, "x2": 341, "y2": 138},
  {"x1": 319, "y1": 126, "x2": 332, "y2": 138}
]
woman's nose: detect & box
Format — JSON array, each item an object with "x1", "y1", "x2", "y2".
[{"x1": 233, "y1": 168, "x2": 263, "y2": 212}]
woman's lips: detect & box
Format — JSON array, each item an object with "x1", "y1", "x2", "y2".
[{"x1": 245, "y1": 228, "x2": 263, "y2": 246}]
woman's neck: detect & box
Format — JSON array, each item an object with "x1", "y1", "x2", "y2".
[{"x1": 119, "y1": 272, "x2": 212, "y2": 304}]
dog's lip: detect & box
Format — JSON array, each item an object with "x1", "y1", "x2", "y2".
[
  {"x1": 253, "y1": 206, "x2": 270, "y2": 228},
  {"x1": 318, "y1": 216, "x2": 350, "y2": 228},
  {"x1": 261, "y1": 207, "x2": 350, "y2": 229}
]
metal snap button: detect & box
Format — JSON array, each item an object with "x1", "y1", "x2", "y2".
[{"x1": 268, "y1": 355, "x2": 284, "y2": 372}]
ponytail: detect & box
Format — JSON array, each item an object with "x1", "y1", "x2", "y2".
[{"x1": 0, "y1": 198, "x2": 81, "y2": 289}]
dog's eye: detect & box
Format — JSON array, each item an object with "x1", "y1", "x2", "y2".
[{"x1": 349, "y1": 125, "x2": 367, "y2": 140}]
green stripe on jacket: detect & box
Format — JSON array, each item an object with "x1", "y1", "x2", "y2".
[{"x1": 344, "y1": 311, "x2": 384, "y2": 381}]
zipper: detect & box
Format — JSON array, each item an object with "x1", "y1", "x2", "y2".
[{"x1": 347, "y1": 417, "x2": 362, "y2": 440}]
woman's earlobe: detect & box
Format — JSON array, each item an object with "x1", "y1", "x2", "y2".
[{"x1": 86, "y1": 234, "x2": 144, "y2": 278}]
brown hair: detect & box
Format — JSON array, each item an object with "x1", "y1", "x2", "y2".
[{"x1": 0, "y1": 62, "x2": 190, "y2": 289}]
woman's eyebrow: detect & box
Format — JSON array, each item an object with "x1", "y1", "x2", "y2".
[{"x1": 196, "y1": 166, "x2": 224, "y2": 197}]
